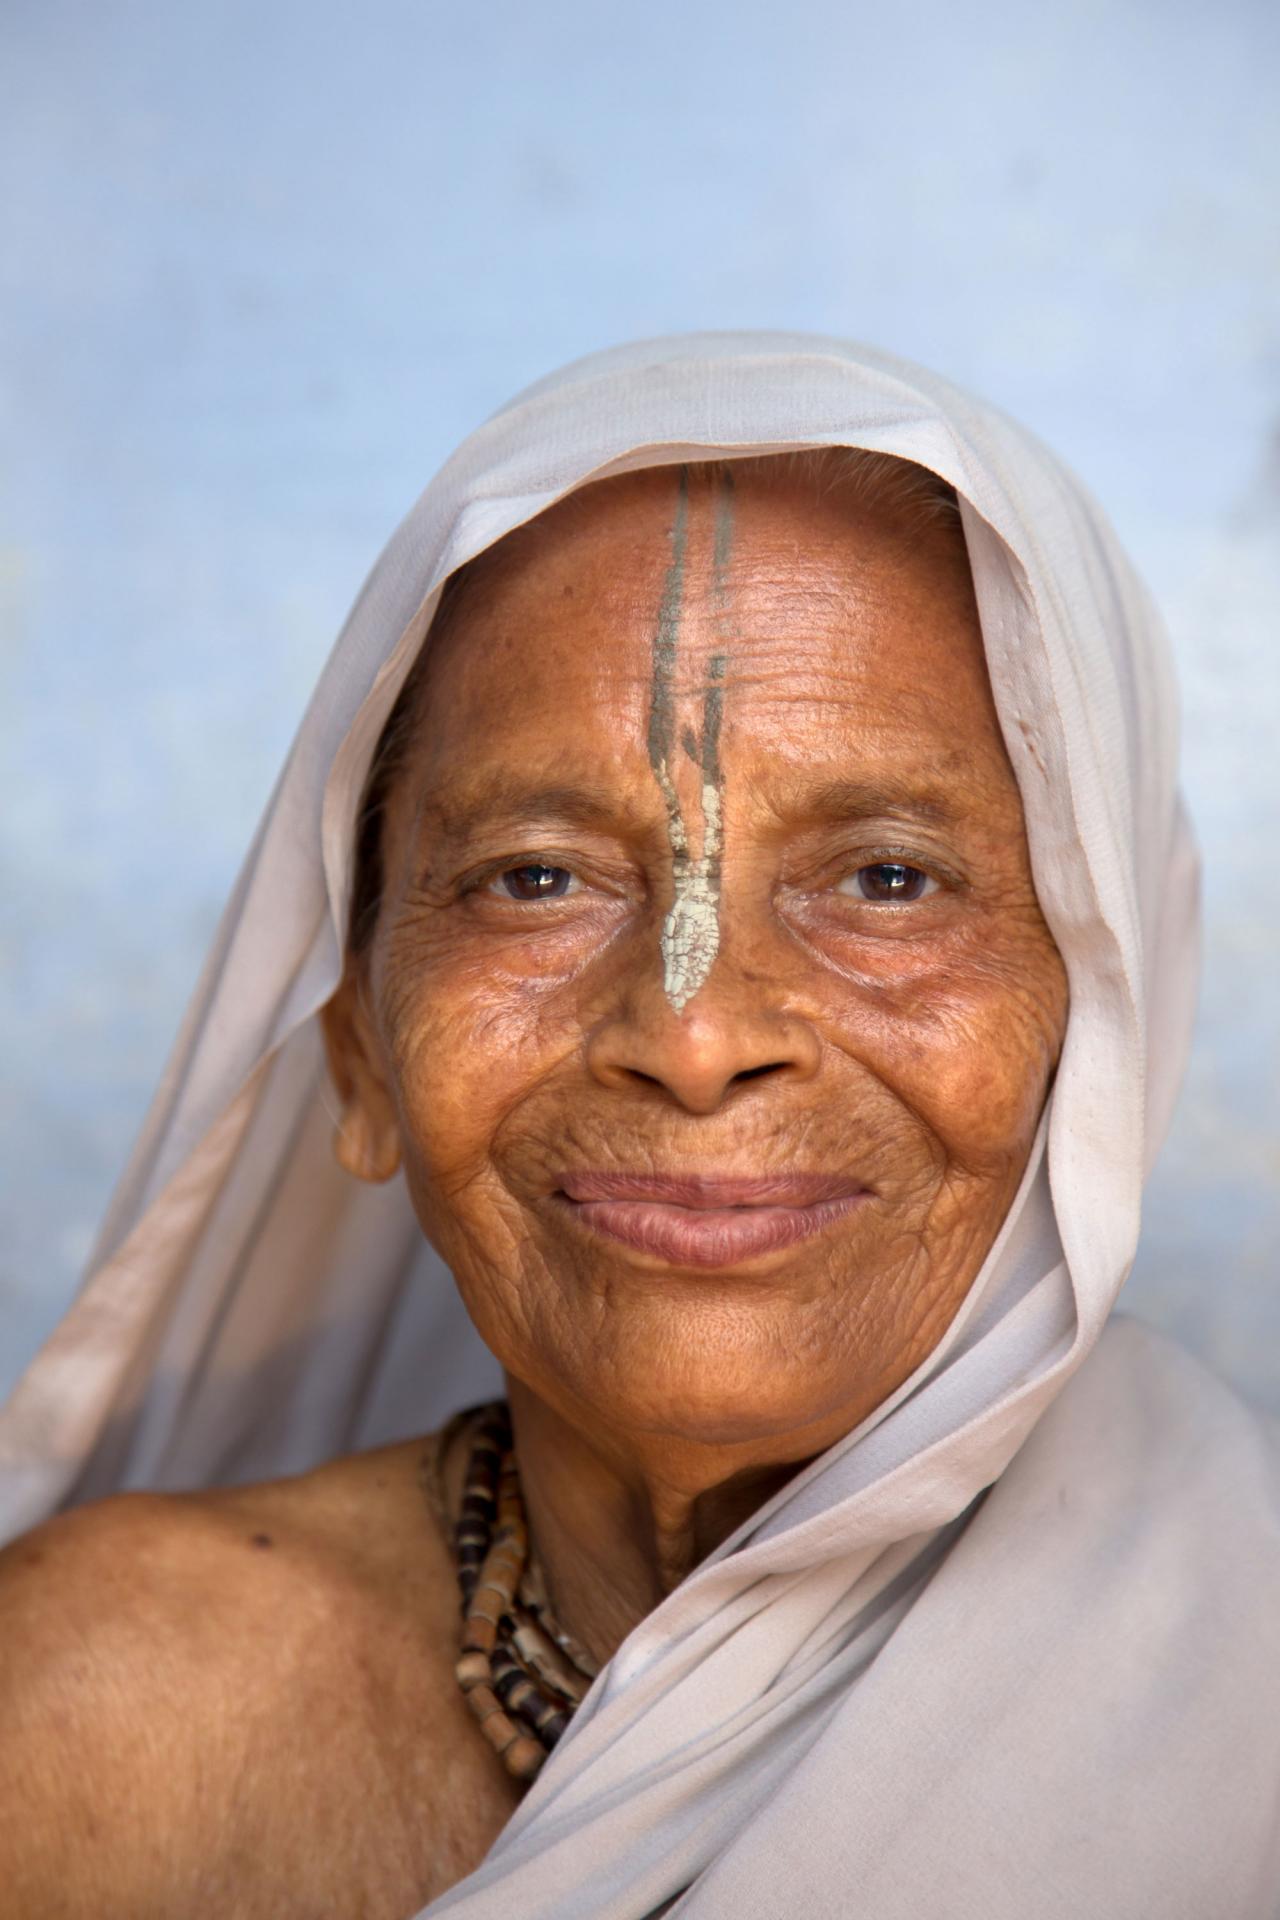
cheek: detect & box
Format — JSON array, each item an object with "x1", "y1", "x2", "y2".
[
  {"x1": 826, "y1": 935, "x2": 1068, "y2": 1176},
  {"x1": 376, "y1": 940, "x2": 580, "y2": 1202}
]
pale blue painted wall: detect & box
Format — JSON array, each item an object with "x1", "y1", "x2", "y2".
[{"x1": 2, "y1": 0, "x2": 1277, "y2": 1404}]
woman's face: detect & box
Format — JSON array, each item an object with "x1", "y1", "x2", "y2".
[{"x1": 327, "y1": 460, "x2": 1068, "y2": 1462}]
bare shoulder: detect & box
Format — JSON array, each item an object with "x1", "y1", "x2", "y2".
[
  {"x1": 0, "y1": 1439, "x2": 520, "y2": 1917},
  {"x1": 0, "y1": 1438, "x2": 451, "y2": 1697}
]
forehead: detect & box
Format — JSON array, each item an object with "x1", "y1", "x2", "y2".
[{"x1": 408, "y1": 458, "x2": 1006, "y2": 798}]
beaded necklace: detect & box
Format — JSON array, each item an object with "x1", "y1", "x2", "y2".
[{"x1": 430, "y1": 1402, "x2": 599, "y2": 1782}]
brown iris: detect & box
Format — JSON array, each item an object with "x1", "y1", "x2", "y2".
[
  {"x1": 854, "y1": 862, "x2": 932, "y2": 901},
  {"x1": 499, "y1": 864, "x2": 574, "y2": 901}
]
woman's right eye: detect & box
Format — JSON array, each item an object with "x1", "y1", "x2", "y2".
[{"x1": 489, "y1": 863, "x2": 577, "y2": 902}]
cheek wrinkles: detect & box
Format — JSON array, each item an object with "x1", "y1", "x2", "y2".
[
  {"x1": 383, "y1": 885, "x2": 644, "y2": 998},
  {"x1": 796, "y1": 909, "x2": 1065, "y2": 1177}
]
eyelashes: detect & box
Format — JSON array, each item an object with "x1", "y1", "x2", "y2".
[
  {"x1": 836, "y1": 862, "x2": 939, "y2": 904},
  {"x1": 469, "y1": 854, "x2": 949, "y2": 909},
  {"x1": 486, "y1": 862, "x2": 579, "y2": 902}
]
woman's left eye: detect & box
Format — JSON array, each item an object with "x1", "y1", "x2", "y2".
[
  {"x1": 837, "y1": 862, "x2": 938, "y2": 903},
  {"x1": 490, "y1": 863, "x2": 578, "y2": 901}
]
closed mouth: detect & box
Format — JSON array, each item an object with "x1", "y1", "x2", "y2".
[{"x1": 550, "y1": 1171, "x2": 870, "y2": 1270}]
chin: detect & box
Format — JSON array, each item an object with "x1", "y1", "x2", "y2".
[{"x1": 567, "y1": 1335, "x2": 849, "y2": 1454}]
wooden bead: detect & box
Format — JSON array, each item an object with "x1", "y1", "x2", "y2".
[
  {"x1": 455, "y1": 1649, "x2": 491, "y2": 1690},
  {"x1": 461, "y1": 1616, "x2": 497, "y2": 1656},
  {"x1": 464, "y1": 1680, "x2": 505, "y2": 1724},
  {"x1": 505, "y1": 1736, "x2": 546, "y2": 1781},
  {"x1": 442, "y1": 1401, "x2": 596, "y2": 1785}
]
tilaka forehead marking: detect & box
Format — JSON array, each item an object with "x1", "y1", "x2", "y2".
[{"x1": 646, "y1": 468, "x2": 733, "y2": 1014}]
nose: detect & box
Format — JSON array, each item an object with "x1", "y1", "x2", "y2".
[{"x1": 584, "y1": 966, "x2": 822, "y2": 1115}]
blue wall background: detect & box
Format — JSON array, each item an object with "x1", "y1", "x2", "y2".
[{"x1": 2, "y1": 0, "x2": 1277, "y2": 1405}]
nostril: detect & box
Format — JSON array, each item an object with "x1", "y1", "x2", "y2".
[{"x1": 587, "y1": 1014, "x2": 820, "y2": 1107}]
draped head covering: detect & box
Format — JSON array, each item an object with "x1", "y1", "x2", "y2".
[{"x1": 3, "y1": 334, "x2": 1278, "y2": 1916}]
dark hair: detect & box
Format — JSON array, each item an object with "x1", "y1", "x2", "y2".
[
  {"x1": 346, "y1": 571, "x2": 463, "y2": 958},
  {"x1": 345, "y1": 450, "x2": 960, "y2": 958}
]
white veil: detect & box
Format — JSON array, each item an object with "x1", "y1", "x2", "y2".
[{"x1": 5, "y1": 335, "x2": 1277, "y2": 1917}]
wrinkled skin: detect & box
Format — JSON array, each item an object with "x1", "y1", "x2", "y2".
[
  {"x1": 0, "y1": 455, "x2": 1072, "y2": 1918},
  {"x1": 324, "y1": 456, "x2": 1069, "y2": 1641}
]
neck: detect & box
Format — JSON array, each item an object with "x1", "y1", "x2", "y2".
[{"x1": 502, "y1": 1378, "x2": 811, "y2": 1668}]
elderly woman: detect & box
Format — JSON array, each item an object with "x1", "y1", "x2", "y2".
[{"x1": 1, "y1": 334, "x2": 1277, "y2": 1918}]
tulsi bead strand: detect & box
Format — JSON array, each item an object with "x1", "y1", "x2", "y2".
[{"x1": 446, "y1": 1402, "x2": 598, "y2": 1783}]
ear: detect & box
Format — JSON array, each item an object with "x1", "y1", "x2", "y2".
[{"x1": 318, "y1": 969, "x2": 403, "y2": 1184}]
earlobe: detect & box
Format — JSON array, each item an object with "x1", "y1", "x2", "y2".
[
  {"x1": 319, "y1": 972, "x2": 403, "y2": 1185},
  {"x1": 332, "y1": 1104, "x2": 402, "y2": 1184}
]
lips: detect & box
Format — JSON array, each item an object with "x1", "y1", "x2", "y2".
[{"x1": 553, "y1": 1171, "x2": 869, "y2": 1270}]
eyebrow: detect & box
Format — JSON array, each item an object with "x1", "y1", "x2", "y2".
[
  {"x1": 419, "y1": 771, "x2": 965, "y2": 848},
  {"x1": 785, "y1": 776, "x2": 963, "y2": 829},
  {"x1": 423, "y1": 776, "x2": 645, "y2": 844}
]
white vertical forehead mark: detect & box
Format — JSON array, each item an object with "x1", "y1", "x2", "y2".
[{"x1": 646, "y1": 468, "x2": 732, "y2": 1014}]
